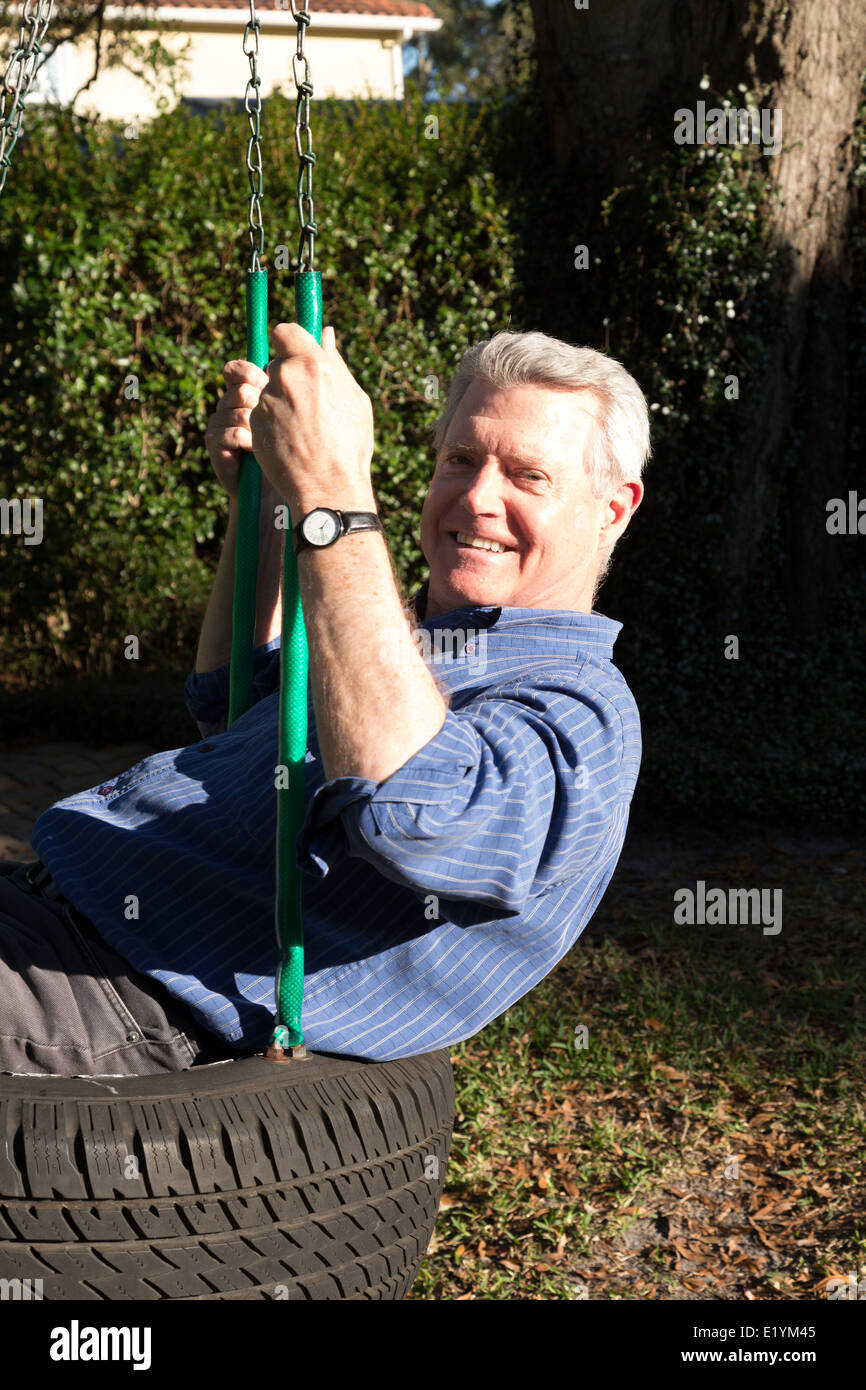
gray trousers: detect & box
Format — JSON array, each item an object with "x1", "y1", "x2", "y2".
[{"x1": 0, "y1": 860, "x2": 233, "y2": 1076}]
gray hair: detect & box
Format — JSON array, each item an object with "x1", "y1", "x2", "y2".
[{"x1": 430, "y1": 330, "x2": 651, "y2": 498}]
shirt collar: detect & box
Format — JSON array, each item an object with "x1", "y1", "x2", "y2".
[{"x1": 409, "y1": 578, "x2": 623, "y2": 658}]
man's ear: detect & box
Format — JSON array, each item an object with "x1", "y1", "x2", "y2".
[{"x1": 602, "y1": 480, "x2": 643, "y2": 544}]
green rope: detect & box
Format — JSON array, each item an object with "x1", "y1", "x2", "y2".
[
  {"x1": 271, "y1": 269, "x2": 322, "y2": 1049},
  {"x1": 228, "y1": 271, "x2": 322, "y2": 1052},
  {"x1": 228, "y1": 272, "x2": 322, "y2": 1053},
  {"x1": 228, "y1": 0, "x2": 321, "y2": 1058}
]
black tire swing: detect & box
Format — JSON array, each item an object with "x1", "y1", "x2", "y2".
[
  {"x1": 0, "y1": 0, "x2": 454, "y2": 1299},
  {"x1": 0, "y1": 1054, "x2": 454, "y2": 1300}
]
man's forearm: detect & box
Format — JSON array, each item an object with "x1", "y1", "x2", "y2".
[
  {"x1": 194, "y1": 499, "x2": 284, "y2": 673},
  {"x1": 292, "y1": 488, "x2": 448, "y2": 784}
]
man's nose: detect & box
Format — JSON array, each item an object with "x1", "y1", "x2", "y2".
[{"x1": 460, "y1": 461, "x2": 504, "y2": 510}]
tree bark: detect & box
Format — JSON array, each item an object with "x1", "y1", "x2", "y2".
[{"x1": 528, "y1": 0, "x2": 866, "y2": 636}]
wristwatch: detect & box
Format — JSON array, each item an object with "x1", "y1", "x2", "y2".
[{"x1": 292, "y1": 507, "x2": 383, "y2": 555}]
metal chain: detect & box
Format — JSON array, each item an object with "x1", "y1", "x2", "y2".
[
  {"x1": 289, "y1": 2, "x2": 316, "y2": 271},
  {"x1": 0, "y1": 0, "x2": 55, "y2": 198},
  {"x1": 243, "y1": 0, "x2": 264, "y2": 271}
]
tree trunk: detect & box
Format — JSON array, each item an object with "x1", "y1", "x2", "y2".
[{"x1": 528, "y1": 0, "x2": 866, "y2": 636}]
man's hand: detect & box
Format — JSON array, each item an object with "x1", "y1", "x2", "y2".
[
  {"x1": 249, "y1": 323, "x2": 375, "y2": 513},
  {"x1": 195, "y1": 358, "x2": 286, "y2": 673},
  {"x1": 205, "y1": 359, "x2": 271, "y2": 501}
]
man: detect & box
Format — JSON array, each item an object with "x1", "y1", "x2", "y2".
[{"x1": 0, "y1": 328, "x2": 647, "y2": 1075}]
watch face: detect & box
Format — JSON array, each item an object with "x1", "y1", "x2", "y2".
[{"x1": 301, "y1": 509, "x2": 341, "y2": 547}]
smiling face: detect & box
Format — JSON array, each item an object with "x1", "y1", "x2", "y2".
[{"x1": 419, "y1": 379, "x2": 642, "y2": 619}]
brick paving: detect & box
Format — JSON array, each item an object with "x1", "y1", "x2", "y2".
[{"x1": 0, "y1": 743, "x2": 152, "y2": 860}]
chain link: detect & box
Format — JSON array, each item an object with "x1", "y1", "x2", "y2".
[
  {"x1": 243, "y1": 3, "x2": 317, "y2": 272},
  {"x1": 0, "y1": 0, "x2": 55, "y2": 198},
  {"x1": 289, "y1": 2, "x2": 316, "y2": 271},
  {"x1": 242, "y1": 0, "x2": 265, "y2": 271}
]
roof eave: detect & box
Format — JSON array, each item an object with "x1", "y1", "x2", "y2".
[{"x1": 99, "y1": 6, "x2": 442, "y2": 34}]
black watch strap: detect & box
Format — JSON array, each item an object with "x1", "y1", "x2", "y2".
[
  {"x1": 340, "y1": 511, "x2": 382, "y2": 540},
  {"x1": 293, "y1": 509, "x2": 383, "y2": 554}
]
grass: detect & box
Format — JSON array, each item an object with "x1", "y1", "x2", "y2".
[{"x1": 410, "y1": 832, "x2": 866, "y2": 1300}]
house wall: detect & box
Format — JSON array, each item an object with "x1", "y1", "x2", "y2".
[{"x1": 37, "y1": 20, "x2": 402, "y2": 122}]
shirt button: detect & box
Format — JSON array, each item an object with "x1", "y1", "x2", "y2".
[
  {"x1": 126, "y1": 1031, "x2": 140, "y2": 1043},
  {"x1": 199, "y1": 743, "x2": 214, "y2": 752}
]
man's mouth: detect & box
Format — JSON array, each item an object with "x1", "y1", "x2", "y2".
[{"x1": 448, "y1": 530, "x2": 514, "y2": 556}]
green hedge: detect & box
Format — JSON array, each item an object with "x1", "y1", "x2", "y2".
[
  {"x1": 1, "y1": 86, "x2": 863, "y2": 824},
  {"x1": 0, "y1": 91, "x2": 518, "y2": 679}
]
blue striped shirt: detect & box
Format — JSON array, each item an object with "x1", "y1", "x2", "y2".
[{"x1": 31, "y1": 580, "x2": 641, "y2": 1060}]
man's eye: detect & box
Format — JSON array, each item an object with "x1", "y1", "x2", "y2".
[{"x1": 443, "y1": 456, "x2": 544, "y2": 482}]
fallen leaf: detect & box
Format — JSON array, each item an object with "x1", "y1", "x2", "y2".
[
  {"x1": 655, "y1": 1064, "x2": 688, "y2": 1081},
  {"x1": 672, "y1": 1241, "x2": 714, "y2": 1263}
]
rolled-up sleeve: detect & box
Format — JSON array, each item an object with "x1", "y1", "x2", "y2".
[
  {"x1": 295, "y1": 669, "x2": 625, "y2": 929},
  {"x1": 184, "y1": 637, "x2": 281, "y2": 738}
]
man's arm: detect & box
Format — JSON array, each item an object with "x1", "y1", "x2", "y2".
[
  {"x1": 291, "y1": 482, "x2": 448, "y2": 785},
  {"x1": 189, "y1": 486, "x2": 445, "y2": 770},
  {"x1": 194, "y1": 495, "x2": 284, "y2": 674},
  {"x1": 246, "y1": 321, "x2": 447, "y2": 783},
  {"x1": 196, "y1": 357, "x2": 284, "y2": 676},
  {"x1": 296, "y1": 662, "x2": 634, "y2": 930}
]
